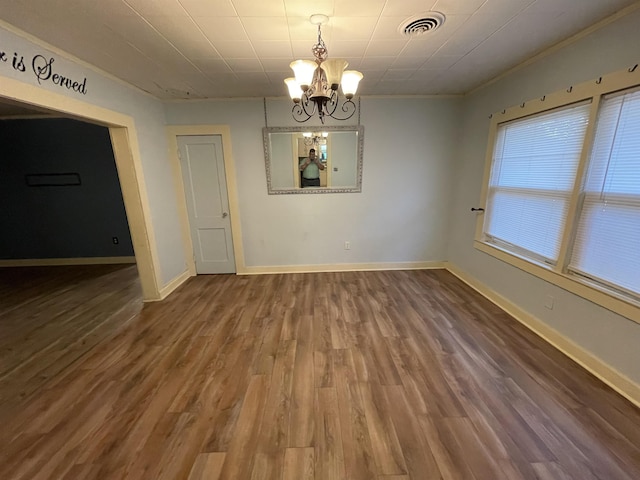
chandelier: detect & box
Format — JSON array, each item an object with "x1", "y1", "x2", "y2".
[
  {"x1": 284, "y1": 14, "x2": 363, "y2": 124},
  {"x1": 302, "y1": 131, "x2": 328, "y2": 146}
]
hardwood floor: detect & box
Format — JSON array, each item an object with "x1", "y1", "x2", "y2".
[{"x1": 0, "y1": 265, "x2": 639, "y2": 479}]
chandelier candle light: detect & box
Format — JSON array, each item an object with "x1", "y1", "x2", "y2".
[{"x1": 285, "y1": 14, "x2": 363, "y2": 123}]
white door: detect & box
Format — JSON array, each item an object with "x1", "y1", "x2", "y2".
[{"x1": 178, "y1": 135, "x2": 235, "y2": 274}]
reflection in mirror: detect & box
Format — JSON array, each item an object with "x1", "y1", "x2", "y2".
[{"x1": 263, "y1": 125, "x2": 364, "y2": 194}]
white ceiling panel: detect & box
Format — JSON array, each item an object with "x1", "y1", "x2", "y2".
[
  {"x1": 226, "y1": 58, "x2": 265, "y2": 72},
  {"x1": 213, "y1": 41, "x2": 257, "y2": 58},
  {"x1": 473, "y1": 12, "x2": 562, "y2": 61},
  {"x1": 330, "y1": 17, "x2": 379, "y2": 41},
  {"x1": 478, "y1": 0, "x2": 536, "y2": 18},
  {"x1": 146, "y1": 15, "x2": 207, "y2": 45},
  {"x1": 283, "y1": 0, "x2": 336, "y2": 18},
  {"x1": 411, "y1": 69, "x2": 445, "y2": 82},
  {"x1": 0, "y1": 0, "x2": 637, "y2": 99},
  {"x1": 104, "y1": 15, "x2": 172, "y2": 53},
  {"x1": 266, "y1": 71, "x2": 292, "y2": 83},
  {"x1": 168, "y1": 39, "x2": 221, "y2": 59},
  {"x1": 241, "y1": 17, "x2": 290, "y2": 42},
  {"x1": 191, "y1": 58, "x2": 233, "y2": 74},
  {"x1": 343, "y1": 57, "x2": 363, "y2": 69},
  {"x1": 382, "y1": 0, "x2": 439, "y2": 17},
  {"x1": 239, "y1": 72, "x2": 271, "y2": 82},
  {"x1": 525, "y1": 0, "x2": 596, "y2": 14},
  {"x1": 194, "y1": 16, "x2": 250, "y2": 42},
  {"x1": 421, "y1": 54, "x2": 464, "y2": 70},
  {"x1": 371, "y1": 15, "x2": 415, "y2": 40},
  {"x1": 400, "y1": 39, "x2": 442, "y2": 58},
  {"x1": 205, "y1": 72, "x2": 241, "y2": 86},
  {"x1": 76, "y1": 0, "x2": 140, "y2": 20},
  {"x1": 326, "y1": 41, "x2": 369, "y2": 58},
  {"x1": 358, "y1": 70, "x2": 385, "y2": 82},
  {"x1": 178, "y1": 0, "x2": 237, "y2": 17},
  {"x1": 433, "y1": 0, "x2": 488, "y2": 15},
  {"x1": 334, "y1": 0, "x2": 387, "y2": 18},
  {"x1": 232, "y1": 0, "x2": 287, "y2": 17},
  {"x1": 252, "y1": 41, "x2": 294, "y2": 59},
  {"x1": 359, "y1": 56, "x2": 398, "y2": 70},
  {"x1": 392, "y1": 56, "x2": 428, "y2": 69},
  {"x1": 291, "y1": 41, "x2": 318, "y2": 59},
  {"x1": 125, "y1": 0, "x2": 189, "y2": 18},
  {"x1": 287, "y1": 16, "x2": 331, "y2": 42},
  {"x1": 366, "y1": 40, "x2": 410, "y2": 57},
  {"x1": 437, "y1": 12, "x2": 520, "y2": 56},
  {"x1": 382, "y1": 69, "x2": 416, "y2": 80}
]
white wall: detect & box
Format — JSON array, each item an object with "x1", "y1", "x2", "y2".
[
  {"x1": 165, "y1": 96, "x2": 461, "y2": 269},
  {"x1": 0, "y1": 22, "x2": 186, "y2": 286},
  {"x1": 448, "y1": 10, "x2": 640, "y2": 385}
]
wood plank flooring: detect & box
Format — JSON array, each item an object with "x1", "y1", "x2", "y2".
[{"x1": 0, "y1": 265, "x2": 639, "y2": 479}]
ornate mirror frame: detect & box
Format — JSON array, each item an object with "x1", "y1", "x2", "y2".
[{"x1": 263, "y1": 125, "x2": 364, "y2": 194}]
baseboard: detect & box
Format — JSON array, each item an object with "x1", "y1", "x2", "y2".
[
  {"x1": 0, "y1": 256, "x2": 137, "y2": 267},
  {"x1": 153, "y1": 262, "x2": 439, "y2": 298},
  {"x1": 238, "y1": 261, "x2": 446, "y2": 275},
  {"x1": 445, "y1": 262, "x2": 640, "y2": 408},
  {"x1": 157, "y1": 269, "x2": 193, "y2": 301}
]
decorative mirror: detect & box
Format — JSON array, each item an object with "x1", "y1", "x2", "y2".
[{"x1": 263, "y1": 125, "x2": 364, "y2": 194}]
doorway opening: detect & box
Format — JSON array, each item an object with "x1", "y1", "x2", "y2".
[{"x1": 0, "y1": 79, "x2": 160, "y2": 300}]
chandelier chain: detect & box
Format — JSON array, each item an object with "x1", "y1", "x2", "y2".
[{"x1": 312, "y1": 24, "x2": 328, "y2": 62}]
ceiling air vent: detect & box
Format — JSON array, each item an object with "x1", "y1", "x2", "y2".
[{"x1": 399, "y1": 12, "x2": 446, "y2": 37}]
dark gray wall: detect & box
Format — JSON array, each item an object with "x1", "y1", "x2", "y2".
[{"x1": 0, "y1": 118, "x2": 134, "y2": 259}]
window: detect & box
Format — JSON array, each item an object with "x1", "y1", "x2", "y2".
[
  {"x1": 478, "y1": 73, "x2": 640, "y2": 313},
  {"x1": 569, "y1": 87, "x2": 640, "y2": 297},
  {"x1": 485, "y1": 102, "x2": 590, "y2": 264}
]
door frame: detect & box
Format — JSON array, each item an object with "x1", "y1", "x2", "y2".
[
  {"x1": 166, "y1": 125, "x2": 245, "y2": 275},
  {"x1": 0, "y1": 76, "x2": 162, "y2": 301}
]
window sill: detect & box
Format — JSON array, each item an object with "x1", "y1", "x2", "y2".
[{"x1": 473, "y1": 240, "x2": 640, "y2": 325}]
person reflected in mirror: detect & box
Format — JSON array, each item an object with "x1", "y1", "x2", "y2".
[{"x1": 299, "y1": 148, "x2": 324, "y2": 187}]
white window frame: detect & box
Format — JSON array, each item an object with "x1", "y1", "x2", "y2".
[{"x1": 475, "y1": 65, "x2": 640, "y2": 325}]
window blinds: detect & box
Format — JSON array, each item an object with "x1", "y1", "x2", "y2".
[
  {"x1": 484, "y1": 102, "x2": 591, "y2": 263},
  {"x1": 569, "y1": 87, "x2": 640, "y2": 296}
]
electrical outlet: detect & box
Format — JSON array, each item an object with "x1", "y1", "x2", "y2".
[
  {"x1": 344, "y1": 241, "x2": 350, "y2": 250},
  {"x1": 112, "y1": 236, "x2": 119, "y2": 245},
  {"x1": 544, "y1": 295, "x2": 554, "y2": 310}
]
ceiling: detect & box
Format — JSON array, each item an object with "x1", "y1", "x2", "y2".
[{"x1": 0, "y1": 0, "x2": 638, "y2": 100}]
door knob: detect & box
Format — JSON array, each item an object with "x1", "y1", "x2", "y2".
[{"x1": 222, "y1": 212, "x2": 228, "y2": 218}]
